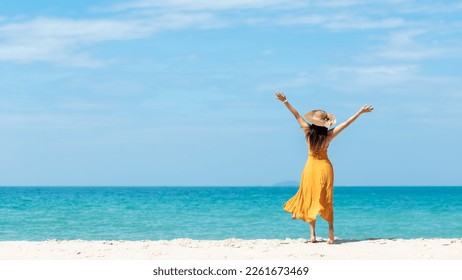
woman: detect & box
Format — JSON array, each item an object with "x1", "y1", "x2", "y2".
[{"x1": 275, "y1": 91, "x2": 373, "y2": 244}]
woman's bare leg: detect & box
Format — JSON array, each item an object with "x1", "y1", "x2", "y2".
[
  {"x1": 327, "y1": 221, "x2": 334, "y2": 244},
  {"x1": 309, "y1": 220, "x2": 317, "y2": 243}
]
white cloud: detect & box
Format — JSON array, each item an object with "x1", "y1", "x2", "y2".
[
  {"x1": 312, "y1": 0, "x2": 371, "y2": 8},
  {"x1": 0, "y1": 17, "x2": 150, "y2": 42},
  {"x1": 328, "y1": 65, "x2": 419, "y2": 76},
  {"x1": 326, "y1": 65, "x2": 421, "y2": 88},
  {"x1": 0, "y1": 14, "x2": 216, "y2": 67},
  {"x1": 102, "y1": 0, "x2": 307, "y2": 12},
  {"x1": 276, "y1": 14, "x2": 405, "y2": 30},
  {"x1": 398, "y1": 1, "x2": 462, "y2": 14},
  {"x1": 111, "y1": 1, "x2": 407, "y2": 31},
  {"x1": 0, "y1": 0, "x2": 460, "y2": 68},
  {"x1": 0, "y1": 17, "x2": 150, "y2": 67},
  {"x1": 376, "y1": 29, "x2": 460, "y2": 60}
]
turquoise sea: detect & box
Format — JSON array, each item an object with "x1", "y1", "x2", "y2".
[{"x1": 0, "y1": 187, "x2": 461, "y2": 241}]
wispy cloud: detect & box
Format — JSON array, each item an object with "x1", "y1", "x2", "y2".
[
  {"x1": 0, "y1": 13, "x2": 216, "y2": 67},
  {"x1": 326, "y1": 65, "x2": 421, "y2": 89},
  {"x1": 100, "y1": 0, "x2": 307, "y2": 12},
  {"x1": 275, "y1": 14, "x2": 405, "y2": 30},
  {"x1": 328, "y1": 65, "x2": 419, "y2": 76},
  {"x1": 0, "y1": 0, "x2": 460, "y2": 68},
  {"x1": 398, "y1": 1, "x2": 462, "y2": 14},
  {"x1": 0, "y1": 17, "x2": 151, "y2": 67},
  {"x1": 110, "y1": 0, "x2": 407, "y2": 31},
  {"x1": 376, "y1": 29, "x2": 460, "y2": 60}
]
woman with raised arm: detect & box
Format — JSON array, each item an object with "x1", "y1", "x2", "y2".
[{"x1": 275, "y1": 91, "x2": 373, "y2": 244}]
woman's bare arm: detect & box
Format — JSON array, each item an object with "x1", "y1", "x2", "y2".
[
  {"x1": 330, "y1": 104, "x2": 373, "y2": 139},
  {"x1": 275, "y1": 92, "x2": 310, "y2": 135}
]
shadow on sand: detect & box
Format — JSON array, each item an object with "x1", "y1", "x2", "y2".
[
  {"x1": 298, "y1": 238, "x2": 399, "y2": 245},
  {"x1": 330, "y1": 238, "x2": 399, "y2": 245}
]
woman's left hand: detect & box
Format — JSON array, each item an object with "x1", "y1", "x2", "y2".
[{"x1": 360, "y1": 104, "x2": 374, "y2": 113}]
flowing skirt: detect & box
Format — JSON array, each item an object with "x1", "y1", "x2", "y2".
[{"x1": 283, "y1": 156, "x2": 334, "y2": 222}]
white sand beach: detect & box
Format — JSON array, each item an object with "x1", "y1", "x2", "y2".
[{"x1": 1, "y1": 238, "x2": 461, "y2": 260}]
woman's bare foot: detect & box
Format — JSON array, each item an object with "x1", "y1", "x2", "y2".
[
  {"x1": 327, "y1": 221, "x2": 334, "y2": 244},
  {"x1": 309, "y1": 221, "x2": 317, "y2": 243}
]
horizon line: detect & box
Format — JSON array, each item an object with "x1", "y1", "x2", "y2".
[{"x1": 1, "y1": 185, "x2": 461, "y2": 188}]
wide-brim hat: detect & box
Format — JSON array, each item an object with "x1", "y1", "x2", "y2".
[{"x1": 304, "y1": 110, "x2": 336, "y2": 128}]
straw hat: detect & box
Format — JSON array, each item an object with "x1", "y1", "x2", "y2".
[{"x1": 304, "y1": 110, "x2": 336, "y2": 128}]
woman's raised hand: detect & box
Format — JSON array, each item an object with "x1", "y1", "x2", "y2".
[
  {"x1": 275, "y1": 91, "x2": 287, "y2": 102},
  {"x1": 360, "y1": 104, "x2": 374, "y2": 113}
]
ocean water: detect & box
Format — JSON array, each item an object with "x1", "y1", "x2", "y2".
[{"x1": 0, "y1": 187, "x2": 461, "y2": 241}]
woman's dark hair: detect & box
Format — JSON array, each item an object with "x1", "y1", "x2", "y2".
[{"x1": 306, "y1": 124, "x2": 329, "y2": 151}]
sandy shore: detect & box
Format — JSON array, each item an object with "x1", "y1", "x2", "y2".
[{"x1": 1, "y1": 238, "x2": 461, "y2": 260}]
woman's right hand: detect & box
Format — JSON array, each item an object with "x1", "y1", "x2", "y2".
[
  {"x1": 359, "y1": 104, "x2": 374, "y2": 113},
  {"x1": 275, "y1": 91, "x2": 287, "y2": 102}
]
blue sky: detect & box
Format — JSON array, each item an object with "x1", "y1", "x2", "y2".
[{"x1": 0, "y1": 0, "x2": 461, "y2": 186}]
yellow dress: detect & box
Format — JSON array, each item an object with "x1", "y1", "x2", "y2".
[{"x1": 283, "y1": 146, "x2": 334, "y2": 222}]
